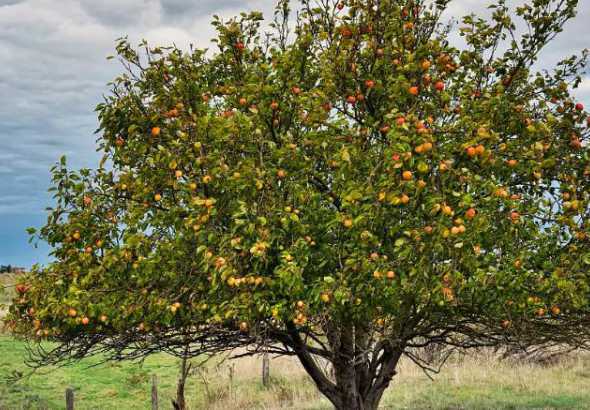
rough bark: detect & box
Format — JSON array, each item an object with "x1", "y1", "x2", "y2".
[
  {"x1": 172, "y1": 355, "x2": 190, "y2": 410},
  {"x1": 290, "y1": 321, "x2": 403, "y2": 410}
]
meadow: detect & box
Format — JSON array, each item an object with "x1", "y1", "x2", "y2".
[{"x1": 1, "y1": 335, "x2": 590, "y2": 410}]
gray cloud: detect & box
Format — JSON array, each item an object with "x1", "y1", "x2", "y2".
[{"x1": 0, "y1": 0, "x2": 23, "y2": 6}]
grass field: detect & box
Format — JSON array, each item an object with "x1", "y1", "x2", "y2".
[{"x1": 1, "y1": 335, "x2": 590, "y2": 410}]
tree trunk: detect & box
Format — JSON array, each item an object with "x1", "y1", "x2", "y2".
[
  {"x1": 289, "y1": 321, "x2": 403, "y2": 410},
  {"x1": 172, "y1": 356, "x2": 190, "y2": 410}
]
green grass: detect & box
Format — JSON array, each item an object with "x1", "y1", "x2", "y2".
[
  {"x1": 1, "y1": 335, "x2": 590, "y2": 409},
  {"x1": 0, "y1": 336, "x2": 189, "y2": 410}
]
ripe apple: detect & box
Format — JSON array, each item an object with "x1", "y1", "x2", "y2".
[
  {"x1": 239, "y1": 97, "x2": 247, "y2": 106},
  {"x1": 175, "y1": 170, "x2": 183, "y2": 179},
  {"x1": 151, "y1": 127, "x2": 161, "y2": 137},
  {"x1": 434, "y1": 81, "x2": 445, "y2": 91},
  {"x1": 292, "y1": 86, "x2": 301, "y2": 95},
  {"x1": 68, "y1": 308, "x2": 77, "y2": 318},
  {"x1": 402, "y1": 170, "x2": 413, "y2": 181},
  {"x1": 83, "y1": 196, "x2": 92, "y2": 206},
  {"x1": 343, "y1": 218, "x2": 353, "y2": 228},
  {"x1": 115, "y1": 136, "x2": 125, "y2": 147},
  {"x1": 421, "y1": 60, "x2": 431, "y2": 70},
  {"x1": 270, "y1": 101, "x2": 279, "y2": 110},
  {"x1": 424, "y1": 226, "x2": 433, "y2": 234},
  {"x1": 442, "y1": 205, "x2": 453, "y2": 216},
  {"x1": 475, "y1": 145, "x2": 485, "y2": 155},
  {"x1": 400, "y1": 194, "x2": 410, "y2": 204},
  {"x1": 235, "y1": 42, "x2": 245, "y2": 51},
  {"x1": 296, "y1": 300, "x2": 305, "y2": 309},
  {"x1": 239, "y1": 321, "x2": 249, "y2": 332},
  {"x1": 100, "y1": 315, "x2": 108, "y2": 322},
  {"x1": 575, "y1": 102, "x2": 584, "y2": 111},
  {"x1": 277, "y1": 169, "x2": 287, "y2": 178},
  {"x1": 365, "y1": 79, "x2": 375, "y2": 89},
  {"x1": 570, "y1": 136, "x2": 582, "y2": 150},
  {"x1": 465, "y1": 208, "x2": 476, "y2": 219},
  {"x1": 386, "y1": 270, "x2": 396, "y2": 279},
  {"x1": 551, "y1": 305, "x2": 561, "y2": 316},
  {"x1": 346, "y1": 95, "x2": 357, "y2": 104},
  {"x1": 81, "y1": 317, "x2": 90, "y2": 325},
  {"x1": 380, "y1": 124, "x2": 391, "y2": 134},
  {"x1": 408, "y1": 86, "x2": 419, "y2": 96},
  {"x1": 341, "y1": 27, "x2": 353, "y2": 38},
  {"x1": 154, "y1": 193, "x2": 162, "y2": 202},
  {"x1": 466, "y1": 146, "x2": 476, "y2": 157},
  {"x1": 15, "y1": 284, "x2": 29, "y2": 294},
  {"x1": 506, "y1": 159, "x2": 518, "y2": 167},
  {"x1": 396, "y1": 117, "x2": 406, "y2": 126}
]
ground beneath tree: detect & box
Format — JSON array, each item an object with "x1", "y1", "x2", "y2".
[{"x1": 0, "y1": 337, "x2": 589, "y2": 409}]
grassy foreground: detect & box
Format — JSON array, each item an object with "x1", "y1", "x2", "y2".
[{"x1": 1, "y1": 336, "x2": 590, "y2": 410}]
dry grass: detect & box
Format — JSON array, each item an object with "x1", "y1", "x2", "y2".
[{"x1": 194, "y1": 350, "x2": 590, "y2": 410}]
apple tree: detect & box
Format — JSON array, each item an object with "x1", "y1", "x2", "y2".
[{"x1": 7, "y1": 0, "x2": 590, "y2": 408}]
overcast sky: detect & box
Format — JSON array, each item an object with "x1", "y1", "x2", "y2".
[{"x1": 1, "y1": 0, "x2": 589, "y2": 268}]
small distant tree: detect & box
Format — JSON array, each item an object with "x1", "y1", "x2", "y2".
[{"x1": 7, "y1": 1, "x2": 590, "y2": 408}]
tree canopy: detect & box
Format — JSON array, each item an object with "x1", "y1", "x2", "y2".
[{"x1": 7, "y1": 0, "x2": 590, "y2": 408}]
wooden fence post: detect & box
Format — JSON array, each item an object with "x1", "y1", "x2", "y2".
[
  {"x1": 65, "y1": 387, "x2": 74, "y2": 410},
  {"x1": 151, "y1": 374, "x2": 159, "y2": 410},
  {"x1": 262, "y1": 352, "x2": 270, "y2": 387}
]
